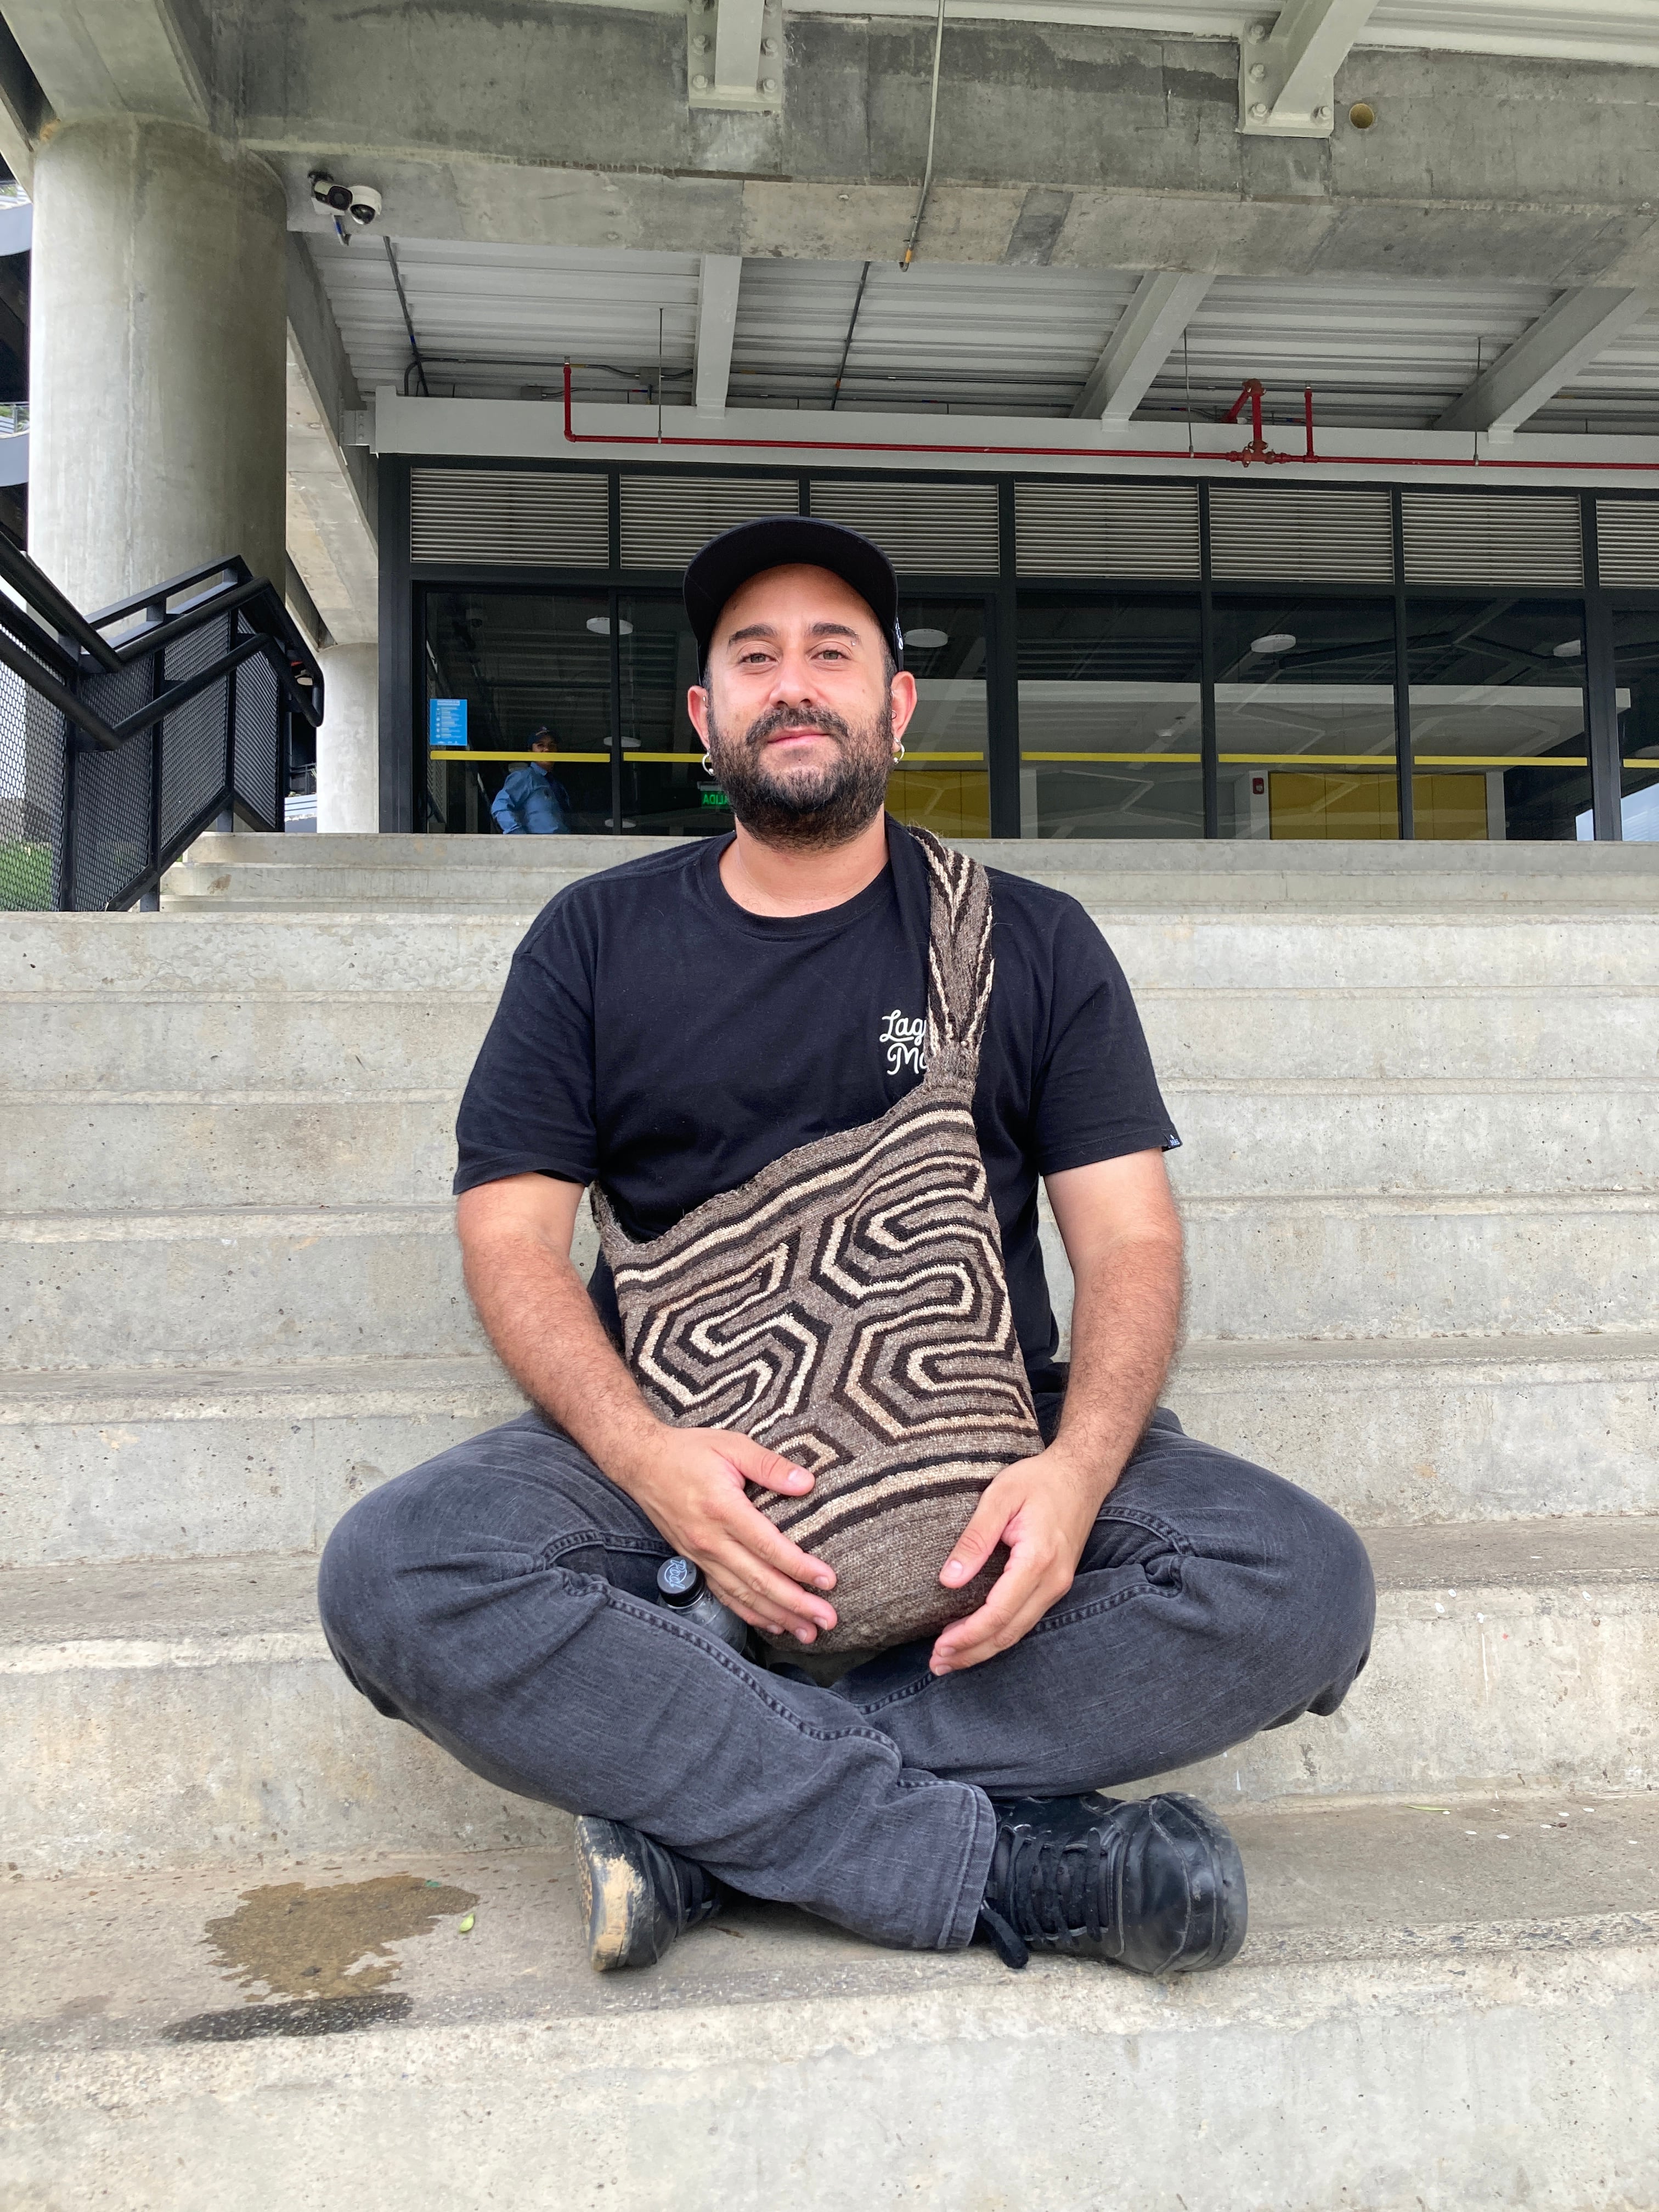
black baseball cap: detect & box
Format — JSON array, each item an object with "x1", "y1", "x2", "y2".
[{"x1": 683, "y1": 516, "x2": 903, "y2": 674}]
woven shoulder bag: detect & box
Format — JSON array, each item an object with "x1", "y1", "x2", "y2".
[{"x1": 591, "y1": 827, "x2": 1043, "y2": 1655}]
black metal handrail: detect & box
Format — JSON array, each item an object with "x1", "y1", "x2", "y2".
[{"x1": 0, "y1": 540, "x2": 325, "y2": 913}]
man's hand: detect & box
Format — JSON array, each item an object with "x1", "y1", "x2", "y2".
[
  {"x1": 928, "y1": 1447, "x2": 1104, "y2": 1675},
  {"x1": 618, "y1": 1426, "x2": 839, "y2": 1645}
]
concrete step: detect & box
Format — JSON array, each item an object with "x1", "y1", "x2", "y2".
[
  {"x1": 161, "y1": 830, "x2": 1659, "y2": 913},
  {"x1": 13, "y1": 907, "x2": 1659, "y2": 996},
  {"x1": 7, "y1": 1191, "x2": 1655, "y2": 1376},
  {"x1": 7, "y1": 983, "x2": 1658, "y2": 1095},
  {"x1": 0, "y1": 1356, "x2": 522, "y2": 1569},
  {"x1": 8, "y1": 1078, "x2": 1655, "y2": 1210},
  {"x1": 6, "y1": 1335, "x2": 1658, "y2": 1571},
  {"x1": 4, "y1": 1521, "x2": 1656, "y2": 1876},
  {"x1": 2, "y1": 1797, "x2": 1655, "y2": 2210}
]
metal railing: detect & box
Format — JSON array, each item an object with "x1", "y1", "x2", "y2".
[{"x1": 0, "y1": 541, "x2": 324, "y2": 912}]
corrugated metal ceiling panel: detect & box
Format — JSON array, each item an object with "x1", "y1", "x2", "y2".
[
  {"x1": 316, "y1": 238, "x2": 701, "y2": 401},
  {"x1": 313, "y1": 239, "x2": 1659, "y2": 438},
  {"x1": 781, "y1": 1, "x2": 1659, "y2": 66},
  {"x1": 733, "y1": 260, "x2": 1141, "y2": 415},
  {"x1": 1141, "y1": 276, "x2": 1559, "y2": 430}
]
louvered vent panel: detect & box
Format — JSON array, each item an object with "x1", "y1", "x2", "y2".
[
  {"x1": 1594, "y1": 499, "x2": 1659, "y2": 588},
  {"x1": 1209, "y1": 486, "x2": 1394, "y2": 582},
  {"x1": 620, "y1": 475, "x2": 798, "y2": 568},
  {"x1": 808, "y1": 480, "x2": 1000, "y2": 574},
  {"x1": 409, "y1": 469, "x2": 609, "y2": 566},
  {"x1": 1402, "y1": 493, "x2": 1583, "y2": 586},
  {"x1": 1015, "y1": 481, "x2": 1199, "y2": 579}
]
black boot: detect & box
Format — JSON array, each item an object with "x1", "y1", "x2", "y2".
[
  {"x1": 977, "y1": 1792, "x2": 1246, "y2": 1976},
  {"x1": 572, "y1": 1815, "x2": 725, "y2": 1972}
]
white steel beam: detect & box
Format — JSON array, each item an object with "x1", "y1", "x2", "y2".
[
  {"x1": 688, "y1": 0, "x2": 781, "y2": 112},
  {"x1": 1238, "y1": 0, "x2": 1381, "y2": 138},
  {"x1": 1435, "y1": 287, "x2": 1654, "y2": 439},
  {"x1": 1071, "y1": 270, "x2": 1211, "y2": 424},
  {"x1": 693, "y1": 255, "x2": 743, "y2": 414}
]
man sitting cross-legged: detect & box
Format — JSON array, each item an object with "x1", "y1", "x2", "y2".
[{"x1": 318, "y1": 516, "x2": 1375, "y2": 1977}]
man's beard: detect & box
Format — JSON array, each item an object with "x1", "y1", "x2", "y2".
[{"x1": 704, "y1": 697, "x2": 892, "y2": 850}]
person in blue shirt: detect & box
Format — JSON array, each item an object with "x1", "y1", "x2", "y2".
[{"x1": 491, "y1": 727, "x2": 573, "y2": 835}]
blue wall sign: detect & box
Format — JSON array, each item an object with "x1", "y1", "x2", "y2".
[{"x1": 429, "y1": 697, "x2": 468, "y2": 747}]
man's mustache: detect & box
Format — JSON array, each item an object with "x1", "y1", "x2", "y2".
[{"x1": 736, "y1": 704, "x2": 854, "y2": 754}]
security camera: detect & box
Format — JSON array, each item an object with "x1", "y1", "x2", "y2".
[{"x1": 309, "y1": 173, "x2": 381, "y2": 234}]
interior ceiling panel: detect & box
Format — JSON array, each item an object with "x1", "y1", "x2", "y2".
[
  {"x1": 731, "y1": 261, "x2": 1142, "y2": 414},
  {"x1": 314, "y1": 238, "x2": 1659, "y2": 436},
  {"x1": 777, "y1": 0, "x2": 1659, "y2": 65}
]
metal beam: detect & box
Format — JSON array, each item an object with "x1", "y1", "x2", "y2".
[
  {"x1": 1435, "y1": 287, "x2": 1653, "y2": 439},
  {"x1": 1071, "y1": 271, "x2": 1211, "y2": 423},
  {"x1": 1238, "y1": 0, "x2": 1381, "y2": 138},
  {"x1": 689, "y1": 0, "x2": 782, "y2": 113},
  {"x1": 693, "y1": 253, "x2": 742, "y2": 415}
]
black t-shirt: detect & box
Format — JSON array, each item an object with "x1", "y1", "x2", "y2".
[{"x1": 454, "y1": 818, "x2": 1179, "y2": 1413}]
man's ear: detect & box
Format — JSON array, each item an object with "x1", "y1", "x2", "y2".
[
  {"x1": 687, "y1": 684, "x2": 712, "y2": 743},
  {"x1": 888, "y1": 669, "x2": 918, "y2": 743}
]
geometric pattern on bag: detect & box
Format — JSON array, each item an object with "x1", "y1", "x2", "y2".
[{"x1": 594, "y1": 826, "x2": 1043, "y2": 1655}]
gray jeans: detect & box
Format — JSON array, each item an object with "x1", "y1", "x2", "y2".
[{"x1": 318, "y1": 1407, "x2": 1375, "y2": 1951}]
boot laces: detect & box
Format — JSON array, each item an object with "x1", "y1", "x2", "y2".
[{"x1": 981, "y1": 1814, "x2": 1115, "y2": 1969}]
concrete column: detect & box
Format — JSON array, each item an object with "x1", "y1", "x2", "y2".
[
  {"x1": 29, "y1": 117, "x2": 286, "y2": 613},
  {"x1": 315, "y1": 643, "x2": 380, "y2": 833}
]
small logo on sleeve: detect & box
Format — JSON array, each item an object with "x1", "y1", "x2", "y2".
[{"x1": 879, "y1": 1008, "x2": 928, "y2": 1076}]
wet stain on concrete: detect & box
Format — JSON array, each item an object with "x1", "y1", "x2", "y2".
[
  {"x1": 165, "y1": 1992, "x2": 414, "y2": 2042},
  {"x1": 197, "y1": 1873, "x2": 479, "y2": 2004}
]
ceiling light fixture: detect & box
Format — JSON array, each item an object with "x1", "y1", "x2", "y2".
[{"x1": 1251, "y1": 632, "x2": 1296, "y2": 654}]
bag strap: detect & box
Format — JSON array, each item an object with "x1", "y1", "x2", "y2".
[{"x1": 909, "y1": 825, "x2": 994, "y2": 1077}]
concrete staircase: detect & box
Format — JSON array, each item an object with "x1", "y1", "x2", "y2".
[{"x1": 3, "y1": 832, "x2": 1657, "y2": 2208}]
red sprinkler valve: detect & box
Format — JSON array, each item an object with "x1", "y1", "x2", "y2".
[{"x1": 1222, "y1": 378, "x2": 1290, "y2": 465}]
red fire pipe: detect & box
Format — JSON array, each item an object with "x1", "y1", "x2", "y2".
[
  {"x1": 558, "y1": 360, "x2": 1659, "y2": 474},
  {"x1": 1305, "y1": 385, "x2": 1316, "y2": 463}
]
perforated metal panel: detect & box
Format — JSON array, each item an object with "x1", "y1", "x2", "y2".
[
  {"x1": 808, "y1": 479, "x2": 1001, "y2": 574},
  {"x1": 410, "y1": 469, "x2": 610, "y2": 566},
  {"x1": 1594, "y1": 499, "x2": 1659, "y2": 588},
  {"x1": 1402, "y1": 492, "x2": 1583, "y2": 586},
  {"x1": 620, "y1": 475, "x2": 798, "y2": 568},
  {"x1": 1209, "y1": 485, "x2": 1395, "y2": 583},
  {"x1": 1014, "y1": 480, "x2": 1199, "y2": 579}
]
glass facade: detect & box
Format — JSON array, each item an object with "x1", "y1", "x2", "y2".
[
  {"x1": 1212, "y1": 599, "x2": 1398, "y2": 841},
  {"x1": 403, "y1": 473, "x2": 1646, "y2": 842},
  {"x1": 1610, "y1": 607, "x2": 1659, "y2": 842},
  {"x1": 889, "y1": 597, "x2": 991, "y2": 840},
  {"x1": 1017, "y1": 595, "x2": 1203, "y2": 839},
  {"x1": 1406, "y1": 597, "x2": 1590, "y2": 843},
  {"x1": 424, "y1": 592, "x2": 614, "y2": 834}
]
